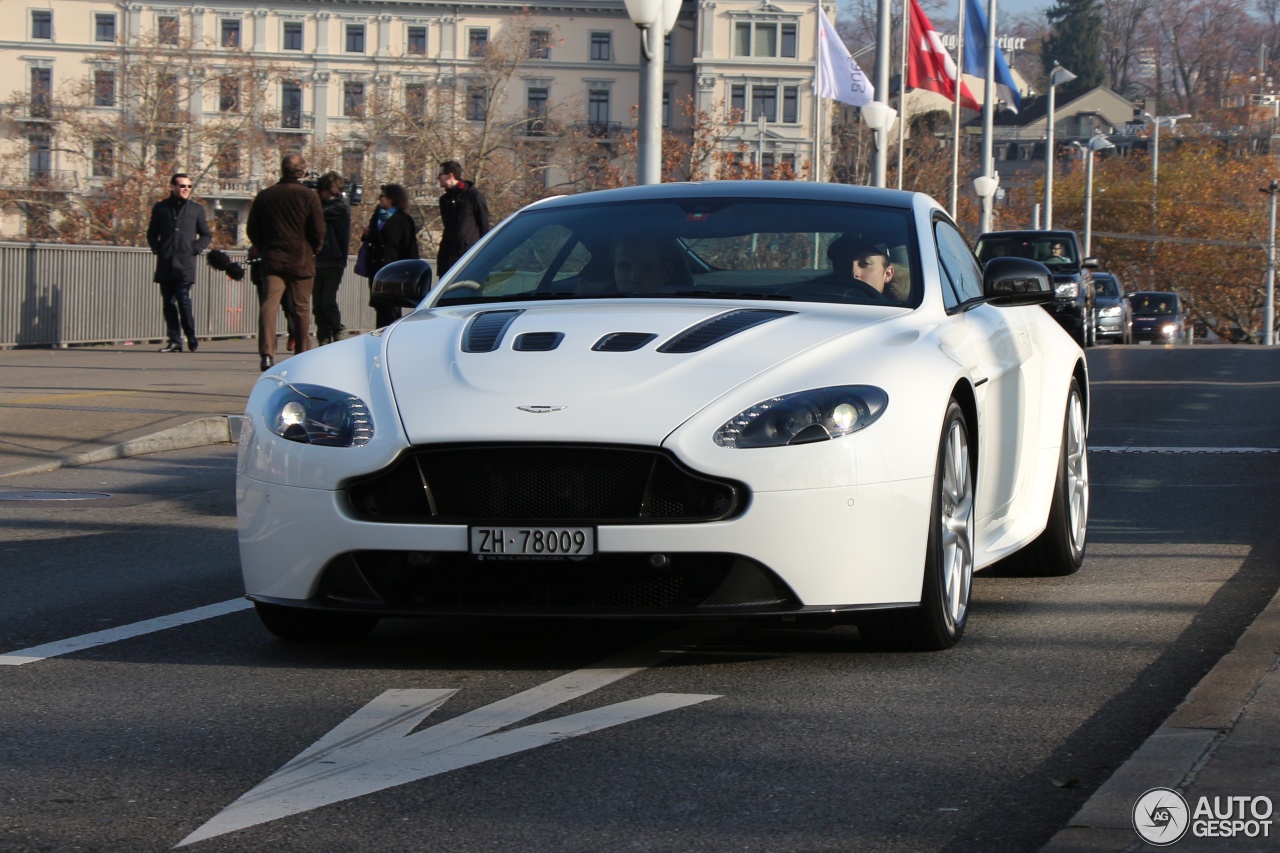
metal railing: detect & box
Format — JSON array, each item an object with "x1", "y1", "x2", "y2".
[{"x1": 0, "y1": 242, "x2": 421, "y2": 348}]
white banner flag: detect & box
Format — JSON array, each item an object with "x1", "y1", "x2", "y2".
[{"x1": 816, "y1": 7, "x2": 873, "y2": 107}]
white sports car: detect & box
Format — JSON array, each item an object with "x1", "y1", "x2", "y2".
[{"x1": 236, "y1": 182, "x2": 1089, "y2": 651}]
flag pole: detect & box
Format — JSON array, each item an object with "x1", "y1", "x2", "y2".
[
  {"x1": 896, "y1": 0, "x2": 908, "y2": 189},
  {"x1": 979, "y1": 0, "x2": 996, "y2": 233},
  {"x1": 814, "y1": 0, "x2": 824, "y2": 182},
  {"x1": 949, "y1": 0, "x2": 965, "y2": 218}
]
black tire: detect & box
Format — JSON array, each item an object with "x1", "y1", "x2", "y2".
[
  {"x1": 1004, "y1": 378, "x2": 1088, "y2": 576},
  {"x1": 254, "y1": 602, "x2": 379, "y2": 642},
  {"x1": 859, "y1": 399, "x2": 974, "y2": 651}
]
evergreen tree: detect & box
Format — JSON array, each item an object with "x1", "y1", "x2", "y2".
[{"x1": 1042, "y1": 0, "x2": 1105, "y2": 91}]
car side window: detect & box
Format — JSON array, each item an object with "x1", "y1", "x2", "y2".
[{"x1": 933, "y1": 219, "x2": 984, "y2": 309}]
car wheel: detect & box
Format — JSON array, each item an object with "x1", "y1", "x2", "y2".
[
  {"x1": 254, "y1": 602, "x2": 380, "y2": 642},
  {"x1": 859, "y1": 399, "x2": 974, "y2": 651},
  {"x1": 1006, "y1": 378, "x2": 1088, "y2": 576}
]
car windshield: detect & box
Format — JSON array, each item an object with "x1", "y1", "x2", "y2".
[
  {"x1": 1130, "y1": 294, "x2": 1179, "y2": 315},
  {"x1": 433, "y1": 198, "x2": 920, "y2": 308},
  {"x1": 1093, "y1": 275, "x2": 1120, "y2": 298},
  {"x1": 975, "y1": 235, "x2": 1078, "y2": 267}
]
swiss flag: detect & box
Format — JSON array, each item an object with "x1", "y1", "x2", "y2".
[{"x1": 906, "y1": 0, "x2": 980, "y2": 112}]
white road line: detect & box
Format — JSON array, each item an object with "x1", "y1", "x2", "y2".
[{"x1": 0, "y1": 599, "x2": 253, "y2": 666}]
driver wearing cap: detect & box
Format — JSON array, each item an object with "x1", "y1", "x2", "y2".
[{"x1": 827, "y1": 234, "x2": 895, "y2": 295}]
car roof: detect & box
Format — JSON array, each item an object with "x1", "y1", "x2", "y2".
[
  {"x1": 526, "y1": 181, "x2": 925, "y2": 212},
  {"x1": 976, "y1": 229, "x2": 1079, "y2": 241}
]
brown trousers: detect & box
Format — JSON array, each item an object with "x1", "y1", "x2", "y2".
[{"x1": 259, "y1": 273, "x2": 313, "y2": 358}]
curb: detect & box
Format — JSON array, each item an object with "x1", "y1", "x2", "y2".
[
  {"x1": 1041, "y1": 584, "x2": 1280, "y2": 851},
  {"x1": 1, "y1": 415, "x2": 244, "y2": 478}
]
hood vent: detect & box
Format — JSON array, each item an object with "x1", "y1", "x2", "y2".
[
  {"x1": 658, "y1": 309, "x2": 795, "y2": 354},
  {"x1": 592, "y1": 332, "x2": 658, "y2": 352},
  {"x1": 463, "y1": 309, "x2": 524, "y2": 353},
  {"x1": 513, "y1": 332, "x2": 564, "y2": 352}
]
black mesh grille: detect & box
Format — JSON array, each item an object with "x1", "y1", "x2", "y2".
[
  {"x1": 464, "y1": 310, "x2": 524, "y2": 352},
  {"x1": 346, "y1": 445, "x2": 744, "y2": 523},
  {"x1": 592, "y1": 332, "x2": 658, "y2": 352},
  {"x1": 513, "y1": 332, "x2": 563, "y2": 351},
  {"x1": 658, "y1": 309, "x2": 794, "y2": 353}
]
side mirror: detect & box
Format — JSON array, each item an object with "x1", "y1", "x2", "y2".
[
  {"x1": 371, "y1": 259, "x2": 433, "y2": 309},
  {"x1": 982, "y1": 257, "x2": 1054, "y2": 306},
  {"x1": 1082, "y1": 256, "x2": 1100, "y2": 269}
]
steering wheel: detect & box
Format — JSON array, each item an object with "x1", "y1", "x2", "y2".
[
  {"x1": 781, "y1": 279, "x2": 887, "y2": 302},
  {"x1": 440, "y1": 280, "x2": 483, "y2": 295}
]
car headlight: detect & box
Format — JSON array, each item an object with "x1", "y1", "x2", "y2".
[
  {"x1": 1098, "y1": 305, "x2": 1121, "y2": 317},
  {"x1": 1161, "y1": 323, "x2": 1178, "y2": 335},
  {"x1": 264, "y1": 382, "x2": 374, "y2": 447},
  {"x1": 714, "y1": 386, "x2": 888, "y2": 448},
  {"x1": 1055, "y1": 281, "x2": 1079, "y2": 299}
]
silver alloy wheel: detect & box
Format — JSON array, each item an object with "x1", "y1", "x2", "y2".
[
  {"x1": 940, "y1": 417, "x2": 974, "y2": 626},
  {"x1": 1064, "y1": 390, "x2": 1089, "y2": 552}
]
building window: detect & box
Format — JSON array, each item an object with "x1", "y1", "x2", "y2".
[
  {"x1": 527, "y1": 86, "x2": 548, "y2": 120},
  {"x1": 731, "y1": 84, "x2": 791, "y2": 123},
  {"x1": 93, "y1": 70, "x2": 115, "y2": 107},
  {"x1": 664, "y1": 33, "x2": 672, "y2": 63},
  {"x1": 590, "y1": 31, "x2": 611, "y2": 61},
  {"x1": 95, "y1": 13, "x2": 116, "y2": 43},
  {"x1": 405, "y1": 82, "x2": 427, "y2": 123},
  {"x1": 752, "y1": 86, "x2": 777, "y2": 122},
  {"x1": 30, "y1": 68, "x2": 52, "y2": 118},
  {"x1": 733, "y1": 22, "x2": 797, "y2": 58},
  {"x1": 346, "y1": 24, "x2": 365, "y2": 53},
  {"x1": 342, "y1": 149, "x2": 364, "y2": 186},
  {"x1": 155, "y1": 137, "x2": 177, "y2": 169},
  {"x1": 730, "y1": 84, "x2": 745, "y2": 120},
  {"x1": 466, "y1": 83, "x2": 487, "y2": 121},
  {"x1": 782, "y1": 86, "x2": 798, "y2": 123},
  {"x1": 31, "y1": 10, "x2": 52, "y2": 40},
  {"x1": 780, "y1": 153, "x2": 796, "y2": 174},
  {"x1": 158, "y1": 15, "x2": 179, "y2": 45},
  {"x1": 29, "y1": 135, "x2": 51, "y2": 178},
  {"x1": 662, "y1": 87, "x2": 671, "y2": 127},
  {"x1": 217, "y1": 144, "x2": 241, "y2": 179},
  {"x1": 588, "y1": 86, "x2": 610, "y2": 127},
  {"x1": 407, "y1": 26, "x2": 426, "y2": 55},
  {"x1": 219, "y1": 76, "x2": 240, "y2": 112},
  {"x1": 468, "y1": 28, "x2": 488, "y2": 57},
  {"x1": 283, "y1": 21, "x2": 303, "y2": 50},
  {"x1": 158, "y1": 73, "x2": 179, "y2": 122},
  {"x1": 92, "y1": 140, "x2": 114, "y2": 178},
  {"x1": 221, "y1": 19, "x2": 240, "y2": 47},
  {"x1": 529, "y1": 29, "x2": 550, "y2": 59},
  {"x1": 343, "y1": 81, "x2": 365, "y2": 117},
  {"x1": 281, "y1": 80, "x2": 302, "y2": 127}
]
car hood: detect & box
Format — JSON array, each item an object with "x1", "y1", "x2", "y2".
[{"x1": 384, "y1": 301, "x2": 893, "y2": 445}]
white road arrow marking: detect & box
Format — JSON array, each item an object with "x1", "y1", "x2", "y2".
[{"x1": 177, "y1": 623, "x2": 731, "y2": 847}]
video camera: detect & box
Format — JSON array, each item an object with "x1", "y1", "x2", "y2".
[{"x1": 301, "y1": 169, "x2": 363, "y2": 205}]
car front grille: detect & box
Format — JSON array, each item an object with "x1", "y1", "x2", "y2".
[{"x1": 346, "y1": 444, "x2": 746, "y2": 524}]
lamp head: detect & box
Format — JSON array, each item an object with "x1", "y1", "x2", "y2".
[{"x1": 1049, "y1": 63, "x2": 1077, "y2": 87}]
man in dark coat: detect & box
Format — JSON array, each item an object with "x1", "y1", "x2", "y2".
[
  {"x1": 146, "y1": 173, "x2": 211, "y2": 353},
  {"x1": 435, "y1": 160, "x2": 490, "y2": 276},
  {"x1": 313, "y1": 171, "x2": 351, "y2": 345},
  {"x1": 246, "y1": 154, "x2": 325, "y2": 370}
]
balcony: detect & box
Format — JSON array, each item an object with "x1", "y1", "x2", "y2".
[
  {"x1": 517, "y1": 116, "x2": 561, "y2": 137},
  {"x1": 573, "y1": 120, "x2": 623, "y2": 139},
  {"x1": 266, "y1": 111, "x2": 313, "y2": 133},
  {"x1": 0, "y1": 170, "x2": 79, "y2": 191},
  {"x1": 204, "y1": 178, "x2": 260, "y2": 199}
]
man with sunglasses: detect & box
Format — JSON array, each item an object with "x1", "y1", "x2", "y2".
[{"x1": 146, "y1": 173, "x2": 211, "y2": 353}]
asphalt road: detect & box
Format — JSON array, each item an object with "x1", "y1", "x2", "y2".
[{"x1": 1, "y1": 346, "x2": 1277, "y2": 853}]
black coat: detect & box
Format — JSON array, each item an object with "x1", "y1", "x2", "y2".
[
  {"x1": 146, "y1": 196, "x2": 212, "y2": 284},
  {"x1": 317, "y1": 195, "x2": 352, "y2": 269},
  {"x1": 436, "y1": 181, "x2": 490, "y2": 274},
  {"x1": 364, "y1": 209, "x2": 419, "y2": 276},
  {"x1": 245, "y1": 176, "x2": 325, "y2": 278}
]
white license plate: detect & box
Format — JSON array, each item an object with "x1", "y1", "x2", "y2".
[{"x1": 469, "y1": 526, "x2": 596, "y2": 558}]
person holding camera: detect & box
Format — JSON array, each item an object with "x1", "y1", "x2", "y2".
[{"x1": 313, "y1": 172, "x2": 351, "y2": 345}]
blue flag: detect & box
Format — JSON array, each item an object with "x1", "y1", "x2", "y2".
[{"x1": 963, "y1": 0, "x2": 1022, "y2": 114}]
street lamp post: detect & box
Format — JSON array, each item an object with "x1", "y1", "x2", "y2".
[
  {"x1": 1141, "y1": 112, "x2": 1191, "y2": 287},
  {"x1": 1078, "y1": 134, "x2": 1115, "y2": 257},
  {"x1": 861, "y1": 101, "x2": 898, "y2": 186},
  {"x1": 1263, "y1": 180, "x2": 1277, "y2": 346},
  {"x1": 1042, "y1": 62, "x2": 1076, "y2": 230},
  {"x1": 624, "y1": 0, "x2": 680, "y2": 185}
]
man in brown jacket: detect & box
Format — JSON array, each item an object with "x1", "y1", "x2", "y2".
[{"x1": 246, "y1": 154, "x2": 325, "y2": 370}]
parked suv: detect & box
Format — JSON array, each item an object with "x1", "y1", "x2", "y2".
[
  {"x1": 1128, "y1": 291, "x2": 1183, "y2": 343},
  {"x1": 975, "y1": 230, "x2": 1097, "y2": 347},
  {"x1": 1091, "y1": 271, "x2": 1132, "y2": 344}
]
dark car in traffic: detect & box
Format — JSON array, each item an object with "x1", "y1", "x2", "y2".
[
  {"x1": 975, "y1": 230, "x2": 1097, "y2": 347},
  {"x1": 1091, "y1": 272, "x2": 1132, "y2": 344},
  {"x1": 1128, "y1": 291, "x2": 1183, "y2": 343}
]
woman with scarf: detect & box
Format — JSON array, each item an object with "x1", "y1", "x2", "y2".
[{"x1": 360, "y1": 183, "x2": 419, "y2": 328}]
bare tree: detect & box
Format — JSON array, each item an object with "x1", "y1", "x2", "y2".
[{"x1": 1099, "y1": 0, "x2": 1158, "y2": 97}]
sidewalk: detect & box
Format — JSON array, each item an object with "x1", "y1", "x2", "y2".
[
  {"x1": 0, "y1": 337, "x2": 269, "y2": 477},
  {"x1": 0, "y1": 339, "x2": 1277, "y2": 850}
]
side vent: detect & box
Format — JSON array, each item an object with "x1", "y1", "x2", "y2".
[
  {"x1": 513, "y1": 332, "x2": 564, "y2": 352},
  {"x1": 463, "y1": 309, "x2": 524, "y2": 353},
  {"x1": 592, "y1": 332, "x2": 658, "y2": 352},
  {"x1": 658, "y1": 309, "x2": 795, "y2": 354}
]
